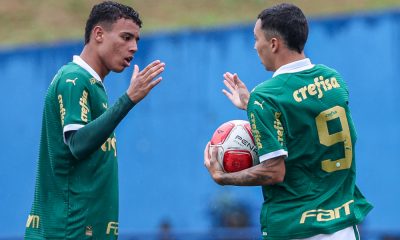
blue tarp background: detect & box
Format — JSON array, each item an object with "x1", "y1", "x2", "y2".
[{"x1": 0, "y1": 9, "x2": 399, "y2": 238}]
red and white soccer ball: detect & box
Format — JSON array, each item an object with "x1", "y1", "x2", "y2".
[{"x1": 210, "y1": 120, "x2": 259, "y2": 173}]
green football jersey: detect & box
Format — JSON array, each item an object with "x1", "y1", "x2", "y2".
[
  {"x1": 247, "y1": 59, "x2": 373, "y2": 239},
  {"x1": 25, "y1": 56, "x2": 119, "y2": 239}
]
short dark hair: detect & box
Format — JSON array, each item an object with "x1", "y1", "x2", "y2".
[
  {"x1": 84, "y1": 1, "x2": 142, "y2": 44},
  {"x1": 258, "y1": 3, "x2": 308, "y2": 53}
]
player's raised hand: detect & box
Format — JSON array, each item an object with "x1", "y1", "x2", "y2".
[
  {"x1": 126, "y1": 60, "x2": 165, "y2": 103},
  {"x1": 222, "y1": 72, "x2": 250, "y2": 110}
]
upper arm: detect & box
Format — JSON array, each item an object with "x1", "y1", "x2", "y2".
[
  {"x1": 56, "y1": 72, "x2": 92, "y2": 143},
  {"x1": 247, "y1": 92, "x2": 288, "y2": 162},
  {"x1": 257, "y1": 155, "x2": 286, "y2": 184}
]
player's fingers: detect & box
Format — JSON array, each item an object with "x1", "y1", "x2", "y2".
[
  {"x1": 233, "y1": 74, "x2": 246, "y2": 87},
  {"x1": 233, "y1": 74, "x2": 242, "y2": 87},
  {"x1": 146, "y1": 65, "x2": 165, "y2": 82},
  {"x1": 222, "y1": 89, "x2": 234, "y2": 101},
  {"x1": 132, "y1": 64, "x2": 139, "y2": 79},
  {"x1": 210, "y1": 145, "x2": 219, "y2": 163},
  {"x1": 204, "y1": 142, "x2": 210, "y2": 156},
  {"x1": 223, "y1": 72, "x2": 235, "y2": 85},
  {"x1": 204, "y1": 142, "x2": 211, "y2": 167},
  {"x1": 225, "y1": 72, "x2": 234, "y2": 79},
  {"x1": 140, "y1": 60, "x2": 162, "y2": 75},
  {"x1": 143, "y1": 62, "x2": 165, "y2": 80},
  {"x1": 223, "y1": 79, "x2": 236, "y2": 93},
  {"x1": 147, "y1": 77, "x2": 162, "y2": 90}
]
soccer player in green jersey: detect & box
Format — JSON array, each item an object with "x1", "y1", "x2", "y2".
[
  {"x1": 204, "y1": 3, "x2": 372, "y2": 240},
  {"x1": 25, "y1": 1, "x2": 165, "y2": 239}
]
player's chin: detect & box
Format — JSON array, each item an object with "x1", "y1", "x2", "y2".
[
  {"x1": 112, "y1": 65, "x2": 127, "y2": 73},
  {"x1": 263, "y1": 62, "x2": 272, "y2": 71}
]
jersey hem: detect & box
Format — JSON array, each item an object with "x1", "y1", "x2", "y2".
[
  {"x1": 261, "y1": 193, "x2": 373, "y2": 239},
  {"x1": 25, "y1": 233, "x2": 67, "y2": 240},
  {"x1": 262, "y1": 217, "x2": 370, "y2": 239}
]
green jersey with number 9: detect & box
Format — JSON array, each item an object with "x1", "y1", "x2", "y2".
[{"x1": 247, "y1": 59, "x2": 373, "y2": 240}]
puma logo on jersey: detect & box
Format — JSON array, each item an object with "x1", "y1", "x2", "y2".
[
  {"x1": 66, "y1": 78, "x2": 78, "y2": 86},
  {"x1": 254, "y1": 100, "x2": 264, "y2": 110}
]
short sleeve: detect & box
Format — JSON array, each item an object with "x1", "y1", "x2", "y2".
[
  {"x1": 247, "y1": 91, "x2": 288, "y2": 162},
  {"x1": 56, "y1": 72, "x2": 92, "y2": 143}
]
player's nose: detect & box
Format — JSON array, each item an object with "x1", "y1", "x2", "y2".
[{"x1": 129, "y1": 41, "x2": 138, "y2": 54}]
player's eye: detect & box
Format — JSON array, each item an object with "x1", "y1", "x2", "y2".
[{"x1": 122, "y1": 35, "x2": 133, "y2": 41}]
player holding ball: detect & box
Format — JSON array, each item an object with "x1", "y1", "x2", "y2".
[{"x1": 204, "y1": 3, "x2": 372, "y2": 240}]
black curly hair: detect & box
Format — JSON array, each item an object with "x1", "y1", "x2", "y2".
[
  {"x1": 258, "y1": 3, "x2": 308, "y2": 53},
  {"x1": 84, "y1": 1, "x2": 142, "y2": 44}
]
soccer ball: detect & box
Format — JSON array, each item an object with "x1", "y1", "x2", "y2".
[{"x1": 210, "y1": 120, "x2": 259, "y2": 173}]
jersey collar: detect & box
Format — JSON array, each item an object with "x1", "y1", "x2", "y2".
[
  {"x1": 73, "y1": 55, "x2": 103, "y2": 83},
  {"x1": 272, "y1": 58, "x2": 314, "y2": 77}
]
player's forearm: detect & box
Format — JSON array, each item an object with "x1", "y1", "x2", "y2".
[
  {"x1": 66, "y1": 93, "x2": 135, "y2": 160},
  {"x1": 216, "y1": 158, "x2": 285, "y2": 186}
]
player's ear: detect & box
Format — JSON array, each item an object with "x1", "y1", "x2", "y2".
[
  {"x1": 270, "y1": 37, "x2": 279, "y2": 53},
  {"x1": 92, "y1": 25, "x2": 105, "y2": 43}
]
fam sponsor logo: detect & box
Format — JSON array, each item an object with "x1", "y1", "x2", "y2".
[{"x1": 300, "y1": 200, "x2": 354, "y2": 224}]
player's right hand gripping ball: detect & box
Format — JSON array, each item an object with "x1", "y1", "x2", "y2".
[{"x1": 210, "y1": 120, "x2": 259, "y2": 173}]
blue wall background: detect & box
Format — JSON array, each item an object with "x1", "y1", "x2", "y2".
[{"x1": 0, "y1": 9, "x2": 399, "y2": 238}]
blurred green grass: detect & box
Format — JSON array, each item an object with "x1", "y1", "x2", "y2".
[{"x1": 0, "y1": 0, "x2": 399, "y2": 46}]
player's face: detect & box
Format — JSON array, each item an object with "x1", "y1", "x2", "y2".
[
  {"x1": 253, "y1": 19, "x2": 274, "y2": 71},
  {"x1": 99, "y1": 18, "x2": 140, "y2": 73}
]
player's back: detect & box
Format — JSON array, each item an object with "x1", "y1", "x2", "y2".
[
  {"x1": 278, "y1": 64, "x2": 353, "y2": 172},
  {"x1": 273, "y1": 64, "x2": 353, "y2": 194},
  {"x1": 250, "y1": 64, "x2": 372, "y2": 239}
]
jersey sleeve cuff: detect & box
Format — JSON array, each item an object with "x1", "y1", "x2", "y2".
[
  {"x1": 123, "y1": 93, "x2": 136, "y2": 107},
  {"x1": 259, "y1": 149, "x2": 288, "y2": 162},
  {"x1": 63, "y1": 124, "x2": 85, "y2": 144}
]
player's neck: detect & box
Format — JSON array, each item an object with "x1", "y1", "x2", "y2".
[
  {"x1": 273, "y1": 51, "x2": 306, "y2": 71},
  {"x1": 80, "y1": 46, "x2": 108, "y2": 81}
]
